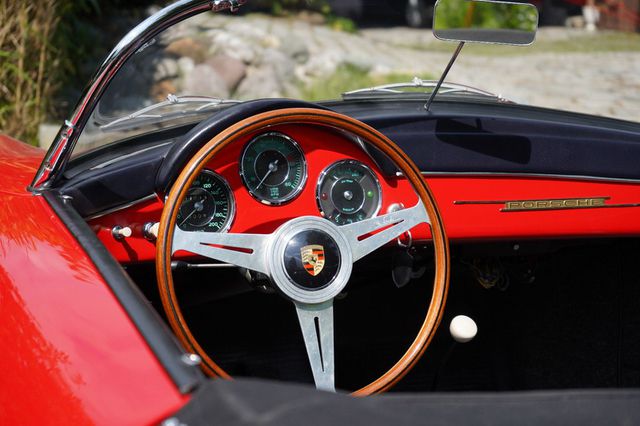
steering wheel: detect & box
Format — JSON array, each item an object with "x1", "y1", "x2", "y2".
[{"x1": 156, "y1": 108, "x2": 450, "y2": 395}]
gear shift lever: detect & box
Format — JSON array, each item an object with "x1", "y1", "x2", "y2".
[
  {"x1": 432, "y1": 315, "x2": 478, "y2": 390},
  {"x1": 449, "y1": 315, "x2": 478, "y2": 343}
]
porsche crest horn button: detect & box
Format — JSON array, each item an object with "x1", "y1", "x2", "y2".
[
  {"x1": 301, "y1": 245, "x2": 325, "y2": 276},
  {"x1": 282, "y1": 230, "x2": 341, "y2": 291}
]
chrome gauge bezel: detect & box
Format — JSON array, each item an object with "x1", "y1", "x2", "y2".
[
  {"x1": 316, "y1": 159, "x2": 383, "y2": 226},
  {"x1": 239, "y1": 132, "x2": 308, "y2": 206},
  {"x1": 177, "y1": 169, "x2": 236, "y2": 233}
]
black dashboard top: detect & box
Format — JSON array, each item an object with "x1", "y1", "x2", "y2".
[{"x1": 59, "y1": 97, "x2": 640, "y2": 218}]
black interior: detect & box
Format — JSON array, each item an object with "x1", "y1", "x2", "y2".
[{"x1": 126, "y1": 238, "x2": 640, "y2": 393}]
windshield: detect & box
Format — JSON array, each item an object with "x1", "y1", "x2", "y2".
[
  {"x1": 75, "y1": 13, "x2": 241, "y2": 156},
  {"x1": 75, "y1": 4, "x2": 640, "y2": 157}
]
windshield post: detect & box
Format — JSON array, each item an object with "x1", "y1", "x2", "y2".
[{"x1": 29, "y1": 0, "x2": 246, "y2": 193}]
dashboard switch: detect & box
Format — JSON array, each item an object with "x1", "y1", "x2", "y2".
[
  {"x1": 112, "y1": 226, "x2": 132, "y2": 241},
  {"x1": 144, "y1": 222, "x2": 160, "y2": 241}
]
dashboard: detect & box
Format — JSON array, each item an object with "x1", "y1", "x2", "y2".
[
  {"x1": 177, "y1": 130, "x2": 386, "y2": 233},
  {"x1": 89, "y1": 123, "x2": 423, "y2": 263},
  {"x1": 81, "y1": 100, "x2": 640, "y2": 264}
]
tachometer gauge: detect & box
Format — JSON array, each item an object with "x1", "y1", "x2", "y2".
[
  {"x1": 240, "y1": 132, "x2": 307, "y2": 205},
  {"x1": 177, "y1": 170, "x2": 235, "y2": 233},
  {"x1": 317, "y1": 160, "x2": 382, "y2": 226}
]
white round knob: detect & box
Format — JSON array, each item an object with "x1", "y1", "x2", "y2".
[
  {"x1": 112, "y1": 226, "x2": 132, "y2": 240},
  {"x1": 449, "y1": 315, "x2": 477, "y2": 343},
  {"x1": 144, "y1": 222, "x2": 160, "y2": 240}
]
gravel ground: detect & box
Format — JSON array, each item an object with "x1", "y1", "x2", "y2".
[{"x1": 361, "y1": 26, "x2": 640, "y2": 122}]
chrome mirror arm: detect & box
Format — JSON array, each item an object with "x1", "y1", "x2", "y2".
[
  {"x1": 424, "y1": 41, "x2": 465, "y2": 112},
  {"x1": 29, "y1": 0, "x2": 246, "y2": 192}
]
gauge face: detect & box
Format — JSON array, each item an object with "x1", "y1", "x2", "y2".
[
  {"x1": 317, "y1": 160, "x2": 382, "y2": 226},
  {"x1": 240, "y1": 132, "x2": 307, "y2": 205},
  {"x1": 177, "y1": 171, "x2": 235, "y2": 232}
]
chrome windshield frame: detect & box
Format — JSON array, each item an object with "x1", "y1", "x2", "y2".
[{"x1": 29, "y1": 0, "x2": 246, "y2": 192}]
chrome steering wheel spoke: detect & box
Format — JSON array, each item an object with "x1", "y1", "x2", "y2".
[
  {"x1": 295, "y1": 300, "x2": 335, "y2": 392},
  {"x1": 172, "y1": 227, "x2": 270, "y2": 275},
  {"x1": 341, "y1": 202, "x2": 430, "y2": 262}
]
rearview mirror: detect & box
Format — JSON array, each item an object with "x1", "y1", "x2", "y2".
[{"x1": 433, "y1": 0, "x2": 538, "y2": 46}]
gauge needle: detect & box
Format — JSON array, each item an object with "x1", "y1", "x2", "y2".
[
  {"x1": 180, "y1": 198, "x2": 206, "y2": 227},
  {"x1": 255, "y1": 159, "x2": 279, "y2": 190}
]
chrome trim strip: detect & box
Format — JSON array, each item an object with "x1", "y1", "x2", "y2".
[
  {"x1": 30, "y1": 0, "x2": 246, "y2": 192},
  {"x1": 407, "y1": 171, "x2": 640, "y2": 184},
  {"x1": 454, "y1": 197, "x2": 640, "y2": 212},
  {"x1": 342, "y1": 78, "x2": 500, "y2": 100},
  {"x1": 84, "y1": 194, "x2": 159, "y2": 221},
  {"x1": 455, "y1": 197, "x2": 612, "y2": 205},
  {"x1": 500, "y1": 203, "x2": 640, "y2": 213}
]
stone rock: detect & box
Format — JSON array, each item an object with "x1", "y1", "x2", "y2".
[
  {"x1": 281, "y1": 38, "x2": 310, "y2": 64},
  {"x1": 207, "y1": 55, "x2": 247, "y2": 92},
  {"x1": 153, "y1": 58, "x2": 179, "y2": 81},
  {"x1": 183, "y1": 64, "x2": 230, "y2": 99},
  {"x1": 300, "y1": 52, "x2": 341, "y2": 79},
  {"x1": 260, "y1": 34, "x2": 281, "y2": 49},
  {"x1": 212, "y1": 32, "x2": 257, "y2": 64},
  {"x1": 151, "y1": 80, "x2": 178, "y2": 102},
  {"x1": 178, "y1": 57, "x2": 195, "y2": 77},
  {"x1": 259, "y1": 49, "x2": 296, "y2": 82},
  {"x1": 296, "y1": 11, "x2": 326, "y2": 26},
  {"x1": 235, "y1": 66, "x2": 284, "y2": 100},
  {"x1": 165, "y1": 37, "x2": 208, "y2": 63}
]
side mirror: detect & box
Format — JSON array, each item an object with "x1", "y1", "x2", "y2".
[{"x1": 433, "y1": 0, "x2": 539, "y2": 46}]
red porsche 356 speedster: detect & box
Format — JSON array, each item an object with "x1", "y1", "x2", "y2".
[{"x1": 2, "y1": 0, "x2": 640, "y2": 424}]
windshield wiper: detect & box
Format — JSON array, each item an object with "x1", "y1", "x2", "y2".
[
  {"x1": 100, "y1": 94, "x2": 241, "y2": 131},
  {"x1": 342, "y1": 77, "x2": 508, "y2": 102}
]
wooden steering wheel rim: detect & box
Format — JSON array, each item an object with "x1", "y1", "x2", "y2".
[{"x1": 156, "y1": 108, "x2": 450, "y2": 395}]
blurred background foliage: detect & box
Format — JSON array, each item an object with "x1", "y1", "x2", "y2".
[
  {"x1": 434, "y1": 0, "x2": 538, "y2": 31},
  {"x1": 1, "y1": 0, "x2": 63, "y2": 145},
  {"x1": 251, "y1": 0, "x2": 330, "y2": 15},
  {"x1": 0, "y1": 0, "x2": 162, "y2": 145}
]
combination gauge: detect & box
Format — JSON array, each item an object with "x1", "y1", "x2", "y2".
[{"x1": 317, "y1": 160, "x2": 382, "y2": 226}]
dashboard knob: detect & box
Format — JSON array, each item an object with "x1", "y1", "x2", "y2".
[
  {"x1": 144, "y1": 222, "x2": 160, "y2": 241},
  {"x1": 449, "y1": 315, "x2": 478, "y2": 343},
  {"x1": 112, "y1": 226, "x2": 132, "y2": 241}
]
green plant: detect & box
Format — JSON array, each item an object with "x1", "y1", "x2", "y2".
[
  {"x1": 251, "y1": 0, "x2": 330, "y2": 15},
  {"x1": 327, "y1": 15, "x2": 358, "y2": 34},
  {"x1": 0, "y1": 1, "x2": 61, "y2": 145},
  {"x1": 0, "y1": 0, "x2": 162, "y2": 146},
  {"x1": 301, "y1": 64, "x2": 432, "y2": 101}
]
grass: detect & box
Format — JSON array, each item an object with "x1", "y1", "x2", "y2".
[
  {"x1": 0, "y1": 1, "x2": 59, "y2": 146},
  {"x1": 300, "y1": 64, "x2": 435, "y2": 101},
  {"x1": 413, "y1": 31, "x2": 640, "y2": 56}
]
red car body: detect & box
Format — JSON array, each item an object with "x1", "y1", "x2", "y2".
[{"x1": 0, "y1": 135, "x2": 187, "y2": 424}]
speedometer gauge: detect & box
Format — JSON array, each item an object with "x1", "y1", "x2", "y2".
[
  {"x1": 317, "y1": 160, "x2": 382, "y2": 226},
  {"x1": 177, "y1": 170, "x2": 234, "y2": 233},
  {"x1": 240, "y1": 132, "x2": 307, "y2": 205}
]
